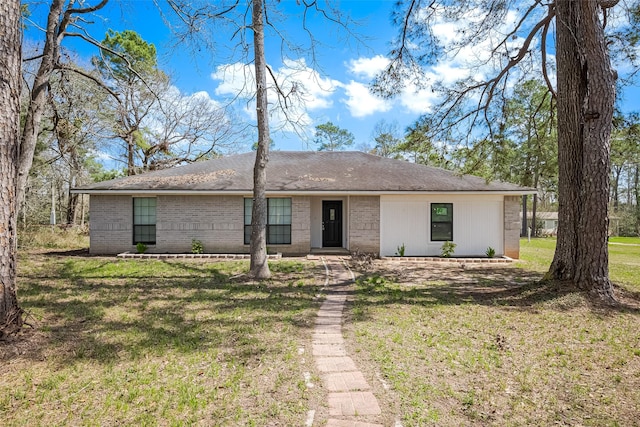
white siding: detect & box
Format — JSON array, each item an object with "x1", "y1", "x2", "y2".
[{"x1": 380, "y1": 195, "x2": 504, "y2": 257}]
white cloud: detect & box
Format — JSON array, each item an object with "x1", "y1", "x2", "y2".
[
  {"x1": 341, "y1": 81, "x2": 391, "y2": 118},
  {"x1": 211, "y1": 58, "x2": 342, "y2": 138},
  {"x1": 347, "y1": 55, "x2": 390, "y2": 79}
]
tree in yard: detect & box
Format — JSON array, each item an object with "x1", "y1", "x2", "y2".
[
  {"x1": 376, "y1": 0, "x2": 639, "y2": 302},
  {"x1": 94, "y1": 29, "x2": 162, "y2": 176},
  {"x1": 163, "y1": 0, "x2": 355, "y2": 279},
  {"x1": 94, "y1": 29, "x2": 243, "y2": 175},
  {"x1": 1, "y1": 0, "x2": 23, "y2": 337},
  {"x1": 314, "y1": 121, "x2": 355, "y2": 151},
  {"x1": 19, "y1": 0, "x2": 108, "y2": 211},
  {"x1": 249, "y1": 0, "x2": 271, "y2": 279}
]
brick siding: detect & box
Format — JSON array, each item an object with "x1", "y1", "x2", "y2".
[
  {"x1": 348, "y1": 196, "x2": 380, "y2": 255},
  {"x1": 503, "y1": 195, "x2": 521, "y2": 259},
  {"x1": 89, "y1": 194, "x2": 312, "y2": 255}
]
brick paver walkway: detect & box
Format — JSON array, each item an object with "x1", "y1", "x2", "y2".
[{"x1": 311, "y1": 257, "x2": 384, "y2": 427}]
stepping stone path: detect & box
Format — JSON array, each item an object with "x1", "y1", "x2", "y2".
[{"x1": 312, "y1": 257, "x2": 384, "y2": 427}]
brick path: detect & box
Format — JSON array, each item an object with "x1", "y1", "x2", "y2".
[{"x1": 311, "y1": 257, "x2": 384, "y2": 427}]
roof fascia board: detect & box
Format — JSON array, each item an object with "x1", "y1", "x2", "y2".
[{"x1": 71, "y1": 189, "x2": 537, "y2": 196}]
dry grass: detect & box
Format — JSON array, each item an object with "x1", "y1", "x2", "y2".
[
  {"x1": 2, "y1": 251, "x2": 325, "y2": 426},
  {"x1": 345, "y1": 258, "x2": 640, "y2": 426}
]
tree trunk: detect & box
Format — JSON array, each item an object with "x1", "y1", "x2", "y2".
[
  {"x1": 249, "y1": 0, "x2": 271, "y2": 279},
  {"x1": 521, "y1": 194, "x2": 528, "y2": 237},
  {"x1": 0, "y1": 0, "x2": 24, "y2": 337},
  {"x1": 635, "y1": 164, "x2": 640, "y2": 235},
  {"x1": 612, "y1": 165, "x2": 621, "y2": 211},
  {"x1": 549, "y1": 0, "x2": 615, "y2": 302},
  {"x1": 17, "y1": 0, "x2": 65, "y2": 209}
]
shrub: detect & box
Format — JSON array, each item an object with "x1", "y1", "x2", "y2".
[
  {"x1": 136, "y1": 242, "x2": 148, "y2": 254},
  {"x1": 395, "y1": 243, "x2": 406, "y2": 257},
  {"x1": 191, "y1": 239, "x2": 204, "y2": 254},
  {"x1": 486, "y1": 246, "x2": 496, "y2": 258},
  {"x1": 441, "y1": 241, "x2": 456, "y2": 258}
]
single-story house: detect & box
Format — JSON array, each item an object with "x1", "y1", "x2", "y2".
[{"x1": 73, "y1": 151, "x2": 535, "y2": 258}]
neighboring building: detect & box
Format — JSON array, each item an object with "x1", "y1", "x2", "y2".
[{"x1": 73, "y1": 151, "x2": 535, "y2": 258}]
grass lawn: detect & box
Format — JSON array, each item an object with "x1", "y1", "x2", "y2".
[
  {"x1": 2, "y1": 244, "x2": 325, "y2": 426},
  {"x1": 346, "y1": 239, "x2": 640, "y2": 426},
  {"x1": 520, "y1": 237, "x2": 640, "y2": 289},
  {"x1": 3, "y1": 229, "x2": 639, "y2": 426}
]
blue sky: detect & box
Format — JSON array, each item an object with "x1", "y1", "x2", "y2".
[{"x1": 25, "y1": 1, "x2": 640, "y2": 154}]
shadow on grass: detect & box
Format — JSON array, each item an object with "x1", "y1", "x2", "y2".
[
  {"x1": 6, "y1": 255, "x2": 323, "y2": 367},
  {"x1": 351, "y1": 264, "x2": 640, "y2": 318}
]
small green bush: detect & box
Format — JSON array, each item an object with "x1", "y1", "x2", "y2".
[
  {"x1": 395, "y1": 243, "x2": 406, "y2": 257},
  {"x1": 191, "y1": 239, "x2": 204, "y2": 254},
  {"x1": 486, "y1": 246, "x2": 496, "y2": 258},
  {"x1": 441, "y1": 241, "x2": 456, "y2": 258},
  {"x1": 136, "y1": 242, "x2": 148, "y2": 254}
]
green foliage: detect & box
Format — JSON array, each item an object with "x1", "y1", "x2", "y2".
[
  {"x1": 397, "y1": 116, "x2": 451, "y2": 168},
  {"x1": 485, "y1": 246, "x2": 496, "y2": 258},
  {"x1": 395, "y1": 243, "x2": 406, "y2": 257},
  {"x1": 99, "y1": 29, "x2": 158, "y2": 79},
  {"x1": 440, "y1": 241, "x2": 456, "y2": 258},
  {"x1": 314, "y1": 121, "x2": 354, "y2": 151},
  {"x1": 136, "y1": 242, "x2": 148, "y2": 254},
  {"x1": 191, "y1": 239, "x2": 204, "y2": 254}
]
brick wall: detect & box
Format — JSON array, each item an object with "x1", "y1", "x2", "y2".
[
  {"x1": 503, "y1": 195, "x2": 521, "y2": 259},
  {"x1": 88, "y1": 194, "x2": 312, "y2": 255},
  {"x1": 89, "y1": 195, "x2": 133, "y2": 254},
  {"x1": 349, "y1": 196, "x2": 380, "y2": 255},
  {"x1": 157, "y1": 195, "x2": 245, "y2": 253}
]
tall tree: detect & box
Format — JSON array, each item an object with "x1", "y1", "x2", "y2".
[
  {"x1": 94, "y1": 29, "x2": 243, "y2": 175},
  {"x1": 549, "y1": 0, "x2": 617, "y2": 300},
  {"x1": 370, "y1": 119, "x2": 402, "y2": 158},
  {"x1": 376, "y1": 0, "x2": 637, "y2": 302},
  {"x1": 19, "y1": 0, "x2": 108, "y2": 209},
  {"x1": 314, "y1": 121, "x2": 355, "y2": 151},
  {"x1": 249, "y1": 0, "x2": 271, "y2": 279},
  {"x1": 0, "y1": 0, "x2": 23, "y2": 337},
  {"x1": 163, "y1": 0, "x2": 355, "y2": 278},
  {"x1": 94, "y1": 29, "x2": 160, "y2": 176}
]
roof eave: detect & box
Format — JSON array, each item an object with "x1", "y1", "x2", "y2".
[{"x1": 71, "y1": 189, "x2": 537, "y2": 196}]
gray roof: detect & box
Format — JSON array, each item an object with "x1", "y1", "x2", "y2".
[{"x1": 74, "y1": 151, "x2": 534, "y2": 194}]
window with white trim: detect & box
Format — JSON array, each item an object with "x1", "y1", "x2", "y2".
[{"x1": 244, "y1": 198, "x2": 292, "y2": 245}]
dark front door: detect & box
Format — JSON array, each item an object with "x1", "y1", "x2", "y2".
[{"x1": 322, "y1": 201, "x2": 342, "y2": 247}]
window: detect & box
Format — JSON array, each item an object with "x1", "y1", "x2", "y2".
[
  {"x1": 431, "y1": 203, "x2": 453, "y2": 241},
  {"x1": 133, "y1": 197, "x2": 156, "y2": 244},
  {"x1": 244, "y1": 198, "x2": 292, "y2": 245}
]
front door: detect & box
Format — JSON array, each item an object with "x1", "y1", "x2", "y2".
[{"x1": 322, "y1": 201, "x2": 342, "y2": 247}]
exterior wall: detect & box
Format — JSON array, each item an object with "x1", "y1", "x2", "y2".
[
  {"x1": 89, "y1": 195, "x2": 134, "y2": 254},
  {"x1": 380, "y1": 194, "x2": 505, "y2": 257},
  {"x1": 348, "y1": 196, "x2": 380, "y2": 254},
  {"x1": 503, "y1": 196, "x2": 521, "y2": 259},
  {"x1": 156, "y1": 195, "x2": 244, "y2": 253},
  {"x1": 88, "y1": 194, "x2": 312, "y2": 255}
]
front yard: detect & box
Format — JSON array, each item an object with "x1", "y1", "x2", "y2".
[
  {"x1": 2, "y1": 232, "x2": 639, "y2": 426},
  {"x1": 346, "y1": 238, "x2": 640, "y2": 426}
]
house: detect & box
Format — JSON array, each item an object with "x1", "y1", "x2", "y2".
[
  {"x1": 73, "y1": 151, "x2": 535, "y2": 258},
  {"x1": 525, "y1": 211, "x2": 559, "y2": 236}
]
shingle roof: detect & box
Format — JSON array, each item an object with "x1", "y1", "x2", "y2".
[{"x1": 74, "y1": 151, "x2": 534, "y2": 193}]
